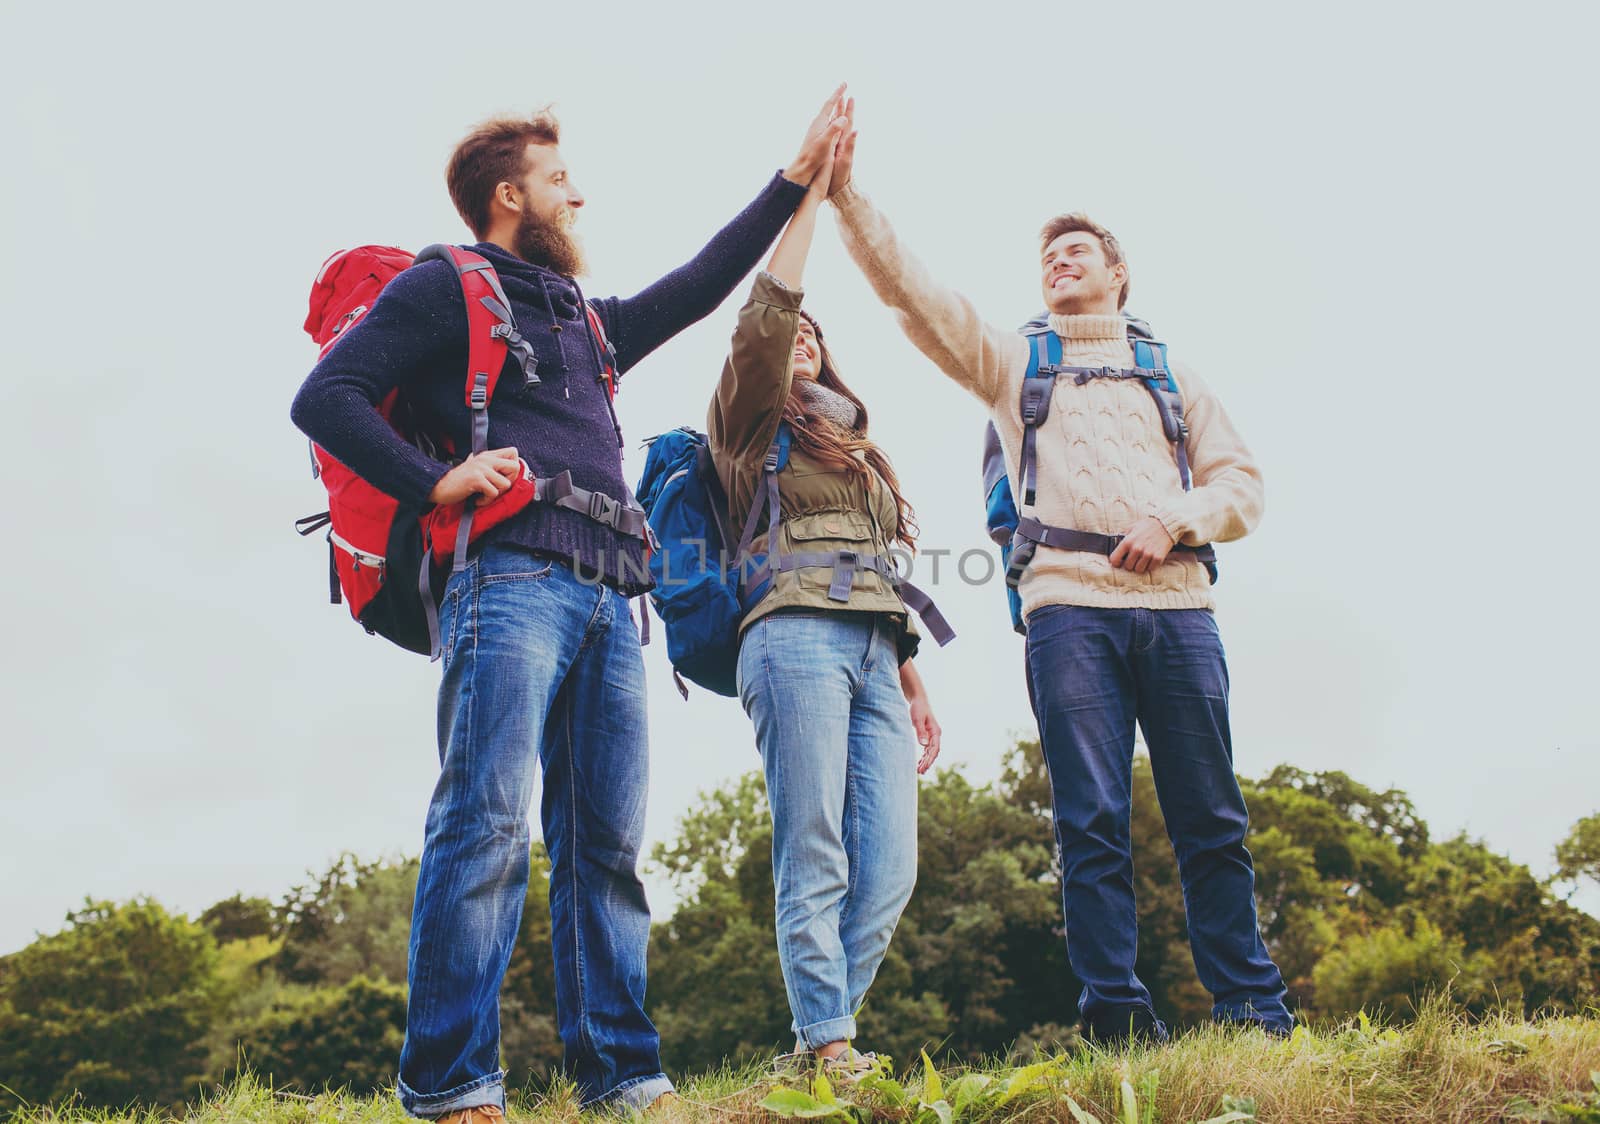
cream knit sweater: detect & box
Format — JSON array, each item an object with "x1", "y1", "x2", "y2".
[{"x1": 832, "y1": 182, "x2": 1264, "y2": 617}]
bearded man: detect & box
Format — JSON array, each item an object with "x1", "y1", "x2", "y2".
[{"x1": 291, "y1": 92, "x2": 850, "y2": 1117}]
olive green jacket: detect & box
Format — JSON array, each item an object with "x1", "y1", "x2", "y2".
[{"x1": 706, "y1": 272, "x2": 919, "y2": 662}]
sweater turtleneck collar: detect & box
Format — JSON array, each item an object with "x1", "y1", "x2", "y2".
[{"x1": 1046, "y1": 312, "x2": 1128, "y2": 342}]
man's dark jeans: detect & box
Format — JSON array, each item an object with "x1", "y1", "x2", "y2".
[{"x1": 1025, "y1": 604, "x2": 1291, "y2": 1035}]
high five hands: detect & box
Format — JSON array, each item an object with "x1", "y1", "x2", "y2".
[{"x1": 784, "y1": 84, "x2": 857, "y2": 199}]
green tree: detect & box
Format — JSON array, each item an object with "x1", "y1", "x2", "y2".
[
  {"x1": 1311, "y1": 915, "x2": 1496, "y2": 1018},
  {"x1": 198, "y1": 895, "x2": 275, "y2": 944},
  {"x1": 271, "y1": 853, "x2": 418, "y2": 987},
  {"x1": 896, "y1": 743, "x2": 1079, "y2": 1055},
  {"x1": 1556, "y1": 813, "x2": 1600, "y2": 889},
  {"x1": 1406, "y1": 834, "x2": 1600, "y2": 1015},
  {"x1": 233, "y1": 976, "x2": 406, "y2": 1093},
  {"x1": 647, "y1": 773, "x2": 791, "y2": 1070},
  {"x1": 0, "y1": 899, "x2": 219, "y2": 1110},
  {"x1": 1256, "y1": 766, "x2": 1429, "y2": 857},
  {"x1": 202, "y1": 934, "x2": 296, "y2": 1083},
  {"x1": 232, "y1": 848, "x2": 561, "y2": 1094}
]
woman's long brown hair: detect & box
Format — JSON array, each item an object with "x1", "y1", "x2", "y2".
[{"x1": 782, "y1": 311, "x2": 919, "y2": 548}]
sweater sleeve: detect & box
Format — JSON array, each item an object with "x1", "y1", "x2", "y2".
[
  {"x1": 289, "y1": 262, "x2": 458, "y2": 506},
  {"x1": 706, "y1": 273, "x2": 804, "y2": 471},
  {"x1": 1152, "y1": 363, "x2": 1265, "y2": 545},
  {"x1": 592, "y1": 172, "x2": 807, "y2": 375},
  {"x1": 830, "y1": 182, "x2": 1014, "y2": 408}
]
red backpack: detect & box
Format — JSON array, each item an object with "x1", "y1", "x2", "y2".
[{"x1": 295, "y1": 243, "x2": 618, "y2": 657}]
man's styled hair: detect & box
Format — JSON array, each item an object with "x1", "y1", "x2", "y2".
[
  {"x1": 446, "y1": 109, "x2": 562, "y2": 238},
  {"x1": 1039, "y1": 213, "x2": 1130, "y2": 309}
]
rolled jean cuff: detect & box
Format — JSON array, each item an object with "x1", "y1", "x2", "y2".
[
  {"x1": 795, "y1": 1015, "x2": 857, "y2": 1050},
  {"x1": 398, "y1": 1070, "x2": 506, "y2": 1118},
  {"x1": 589, "y1": 1072, "x2": 674, "y2": 1111}
]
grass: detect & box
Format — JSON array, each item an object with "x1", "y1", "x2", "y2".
[{"x1": 9, "y1": 1003, "x2": 1600, "y2": 1123}]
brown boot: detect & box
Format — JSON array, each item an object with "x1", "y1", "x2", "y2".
[{"x1": 435, "y1": 1105, "x2": 504, "y2": 1124}]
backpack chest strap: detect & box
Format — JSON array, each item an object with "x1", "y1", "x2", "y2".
[{"x1": 1022, "y1": 335, "x2": 1194, "y2": 495}]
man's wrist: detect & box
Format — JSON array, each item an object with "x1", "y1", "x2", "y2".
[
  {"x1": 1149, "y1": 512, "x2": 1181, "y2": 545},
  {"x1": 781, "y1": 162, "x2": 814, "y2": 187}
]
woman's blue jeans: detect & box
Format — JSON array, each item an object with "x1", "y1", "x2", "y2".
[
  {"x1": 738, "y1": 611, "x2": 919, "y2": 1049},
  {"x1": 397, "y1": 547, "x2": 671, "y2": 1115},
  {"x1": 1024, "y1": 605, "x2": 1291, "y2": 1034}
]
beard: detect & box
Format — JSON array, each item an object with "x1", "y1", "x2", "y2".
[{"x1": 513, "y1": 206, "x2": 587, "y2": 277}]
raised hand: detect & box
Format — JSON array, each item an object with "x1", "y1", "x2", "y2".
[
  {"x1": 827, "y1": 103, "x2": 857, "y2": 198},
  {"x1": 784, "y1": 83, "x2": 850, "y2": 189},
  {"x1": 805, "y1": 114, "x2": 843, "y2": 201}
]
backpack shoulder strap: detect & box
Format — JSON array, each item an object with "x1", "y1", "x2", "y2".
[
  {"x1": 1017, "y1": 331, "x2": 1061, "y2": 507},
  {"x1": 1132, "y1": 338, "x2": 1174, "y2": 391},
  {"x1": 413, "y1": 244, "x2": 521, "y2": 572},
  {"x1": 584, "y1": 302, "x2": 619, "y2": 401},
  {"x1": 732, "y1": 422, "x2": 793, "y2": 562},
  {"x1": 413, "y1": 245, "x2": 527, "y2": 412},
  {"x1": 1131, "y1": 337, "x2": 1192, "y2": 489}
]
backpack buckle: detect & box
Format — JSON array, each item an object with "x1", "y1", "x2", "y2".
[
  {"x1": 1005, "y1": 537, "x2": 1037, "y2": 590},
  {"x1": 1020, "y1": 381, "x2": 1050, "y2": 425},
  {"x1": 589, "y1": 491, "x2": 619, "y2": 526}
]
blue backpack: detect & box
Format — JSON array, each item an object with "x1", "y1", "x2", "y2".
[
  {"x1": 983, "y1": 313, "x2": 1218, "y2": 635},
  {"x1": 638, "y1": 424, "x2": 955, "y2": 697},
  {"x1": 634, "y1": 426, "x2": 779, "y2": 697}
]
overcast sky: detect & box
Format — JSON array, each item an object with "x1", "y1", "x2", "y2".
[{"x1": 3, "y1": 2, "x2": 1597, "y2": 956}]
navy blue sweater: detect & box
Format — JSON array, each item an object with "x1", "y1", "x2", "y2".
[{"x1": 292, "y1": 172, "x2": 807, "y2": 595}]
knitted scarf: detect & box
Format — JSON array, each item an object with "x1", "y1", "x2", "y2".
[{"x1": 795, "y1": 378, "x2": 862, "y2": 432}]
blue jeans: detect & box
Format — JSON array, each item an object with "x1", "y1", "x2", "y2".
[
  {"x1": 1024, "y1": 605, "x2": 1291, "y2": 1035},
  {"x1": 738, "y1": 612, "x2": 919, "y2": 1049},
  {"x1": 397, "y1": 547, "x2": 671, "y2": 1115}
]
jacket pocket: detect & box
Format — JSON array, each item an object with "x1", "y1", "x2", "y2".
[{"x1": 779, "y1": 510, "x2": 888, "y2": 598}]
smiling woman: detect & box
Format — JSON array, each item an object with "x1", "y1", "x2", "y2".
[{"x1": 703, "y1": 92, "x2": 952, "y2": 1077}]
